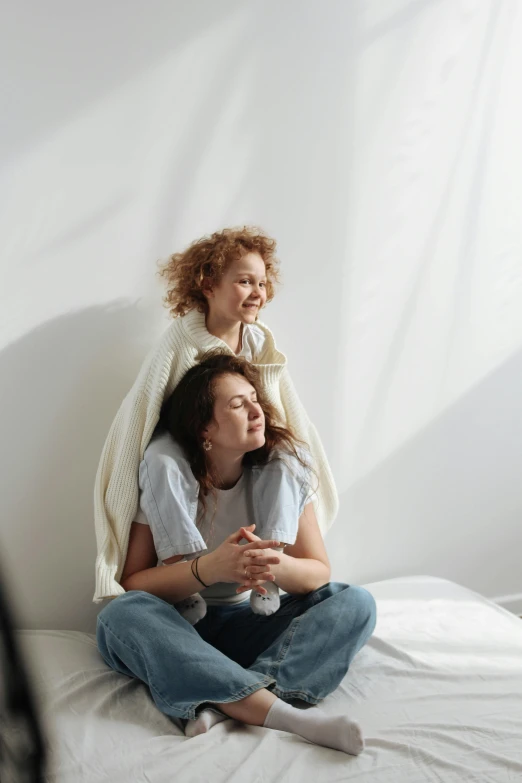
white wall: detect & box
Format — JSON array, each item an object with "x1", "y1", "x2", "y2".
[{"x1": 1, "y1": 0, "x2": 521, "y2": 632}]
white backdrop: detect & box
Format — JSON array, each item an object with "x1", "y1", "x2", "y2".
[{"x1": 1, "y1": 0, "x2": 521, "y2": 632}]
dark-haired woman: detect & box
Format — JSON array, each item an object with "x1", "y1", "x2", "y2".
[{"x1": 96, "y1": 354, "x2": 376, "y2": 756}]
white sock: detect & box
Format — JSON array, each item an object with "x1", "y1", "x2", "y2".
[
  {"x1": 175, "y1": 593, "x2": 207, "y2": 626},
  {"x1": 185, "y1": 709, "x2": 227, "y2": 737},
  {"x1": 250, "y1": 579, "x2": 280, "y2": 616},
  {"x1": 263, "y1": 699, "x2": 364, "y2": 756}
]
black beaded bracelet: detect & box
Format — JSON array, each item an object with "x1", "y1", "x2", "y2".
[{"x1": 191, "y1": 556, "x2": 209, "y2": 588}]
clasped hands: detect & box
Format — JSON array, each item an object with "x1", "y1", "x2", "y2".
[{"x1": 198, "y1": 524, "x2": 281, "y2": 595}]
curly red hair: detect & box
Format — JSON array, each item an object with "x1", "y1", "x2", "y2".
[{"x1": 158, "y1": 226, "x2": 280, "y2": 318}]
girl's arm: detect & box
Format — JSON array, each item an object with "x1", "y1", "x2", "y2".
[{"x1": 240, "y1": 502, "x2": 331, "y2": 595}]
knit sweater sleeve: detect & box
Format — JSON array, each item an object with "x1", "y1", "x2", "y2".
[
  {"x1": 93, "y1": 364, "x2": 160, "y2": 600},
  {"x1": 278, "y1": 366, "x2": 339, "y2": 535},
  {"x1": 93, "y1": 321, "x2": 194, "y2": 602}
]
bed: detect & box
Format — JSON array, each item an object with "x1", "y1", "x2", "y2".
[{"x1": 19, "y1": 576, "x2": 522, "y2": 782}]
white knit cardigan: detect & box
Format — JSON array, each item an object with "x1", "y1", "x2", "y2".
[{"x1": 93, "y1": 309, "x2": 338, "y2": 602}]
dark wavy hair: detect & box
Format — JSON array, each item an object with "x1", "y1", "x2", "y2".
[{"x1": 160, "y1": 352, "x2": 310, "y2": 510}]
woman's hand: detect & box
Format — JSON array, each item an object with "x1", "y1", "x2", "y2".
[
  {"x1": 240, "y1": 504, "x2": 332, "y2": 596},
  {"x1": 199, "y1": 524, "x2": 281, "y2": 594},
  {"x1": 235, "y1": 525, "x2": 278, "y2": 594}
]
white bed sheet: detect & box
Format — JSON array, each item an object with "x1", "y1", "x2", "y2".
[{"x1": 19, "y1": 576, "x2": 522, "y2": 782}]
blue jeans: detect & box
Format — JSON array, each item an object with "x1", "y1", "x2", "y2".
[{"x1": 96, "y1": 582, "x2": 377, "y2": 720}]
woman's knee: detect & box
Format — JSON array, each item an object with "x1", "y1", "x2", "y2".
[
  {"x1": 319, "y1": 583, "x2": 377, "y2": 630},
  {"x1": 332, "y1": 585, "x2": 377, "y2": 645},
  {"x1": 96, "y1": 591, "x2": 175, "y2": 665},
  {"x1": 97, "y1": 590, "x2": 175, "y2": 651},
  {"x1": 97, "y1": 591, "x2": 142, "y2": 647},
  {"x1": 98, "y1": 589, "x2": 156, "y2": 627},
  {"x1": 348, "y1": 585, "x2": 377, "y2": 632}
]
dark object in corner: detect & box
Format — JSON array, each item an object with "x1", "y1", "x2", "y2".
[{"x1": 0, "y1": 564, "x2": 46, "y2": 782}]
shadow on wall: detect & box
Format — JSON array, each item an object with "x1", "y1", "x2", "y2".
[
  {"x1": 327, "y1": 344, "x2": 522, "y2": 600},
  {"x1": 0, "y1": 302, "x2": 164, "y2": 633},
  {"x1": 1, "y1": 0, "x2": 243, "y2": 165}
]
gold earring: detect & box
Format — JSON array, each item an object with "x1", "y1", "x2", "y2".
[{"x1": 203, "y1": 438, "x2": 212, "y2": 452}]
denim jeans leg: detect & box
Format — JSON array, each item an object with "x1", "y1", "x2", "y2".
[
  {"x1": 96, "y1": 590, "x2": 275, "y2": 720},
  {"x1": 248, "y1": 582, "x2": 377, "y2": 704}
]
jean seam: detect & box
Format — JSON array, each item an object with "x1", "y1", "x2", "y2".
[
  {"x1": 264, "y1": 614, "x2": 302, "y2": 679},
  {"x1": 310, "y1": 582, "x2": 336, "y2": 606},
  {"x1": 185, "y1": 676, "x2": 276, "y2": 721},
  {"x1": 98, "y1": 617, "x2": 141, "y2": 656},
  {"x1": 257, "y1": 585, "x2": 336, "y2": 688},
  {"x1": 272, "y1": 687, "x2": 320, "y2": 704}
]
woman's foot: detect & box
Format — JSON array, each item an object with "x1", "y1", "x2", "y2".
[
  {"x1": 216, "y1": 690, "x2": 364, "y2": 756},
  {"x1": 263, "y1": 699, "x2": 364, "y2": 756}
]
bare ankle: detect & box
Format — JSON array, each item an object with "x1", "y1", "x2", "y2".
[{"x1": 214, "y1": 689, "x2": 277, "y2": 726}]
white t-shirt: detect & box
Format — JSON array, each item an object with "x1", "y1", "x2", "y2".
[
  {"x1": 136, "y1": 473, "x2": 253, "y2": 605},
  {"x1": 195, "y1": 474, "x2": 252, "y2": 605},
  {"x1": 238, "y1": 323, "x2": 266, "y2": 362}
]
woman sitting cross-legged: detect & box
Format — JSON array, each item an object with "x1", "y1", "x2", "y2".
[{"x1": 96, "y1": 353, "x2": 376, "y2": 755}]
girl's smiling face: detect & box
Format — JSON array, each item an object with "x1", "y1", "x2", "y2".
[{"x1": 204, "y1": 252, "x2": 268, "y2": 324}]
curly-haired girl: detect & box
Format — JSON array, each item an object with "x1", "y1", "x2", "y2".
[{"x1": 93, "y1": 226, "x2": 338, "y2": 621}]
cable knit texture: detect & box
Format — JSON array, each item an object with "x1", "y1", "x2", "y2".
[{"x1": 93, "y1": 309, "x2": 338, "y2": 602}]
